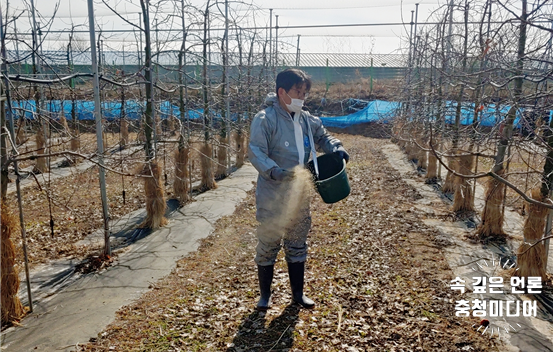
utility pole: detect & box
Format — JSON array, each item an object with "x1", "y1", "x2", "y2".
[
  {"x1": 275, "y1": 15, "x2": 279, "y2": 77},
  {"x1": 296, "y1": 34, "x2": 301, "y2": 67},
  {"x1": 87, "y1": 0, "x2": 111, "y2": 256},
  {"x1": 225, "y1": 0, "x2": 231, "y2": 169},
  {"x1": 139, "y1": 12, "x2": 143, "y2": 69},
  {"x1": 269, "y1": 9, "x2": 273, "y2": 82},
  {"x1": 13, "y1": 17, "x2": 20, "y2": 73}
]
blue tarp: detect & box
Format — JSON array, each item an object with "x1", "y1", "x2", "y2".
[
  {"x1": 319, "y1": 100, "x2": 547, "y2": 129},
  {"x1": 8, "y1": 99, "x2": 551, "y2": 129},
  {"x1": 9, "y1": 100, "x2": 208, "y2": 121},
  {"x1": 320, "y1": 100, "x2": 399, "y2": 127}
]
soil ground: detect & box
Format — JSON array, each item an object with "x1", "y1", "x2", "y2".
[{"x1": 77, "y1": 134, "x2": 500, "y2": 352}]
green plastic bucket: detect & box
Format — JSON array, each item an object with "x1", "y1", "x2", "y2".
[{"x1": 307, "y1": 153, "x2": 351, "y2": 204}]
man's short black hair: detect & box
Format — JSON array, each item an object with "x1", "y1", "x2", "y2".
[{"x1": 276, "y1": 68, "x2": 312, "y2": 96}]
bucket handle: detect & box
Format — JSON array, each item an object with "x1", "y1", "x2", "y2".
[{"x1": 306, "y1": 117, "x2": 319, "y2": 177}]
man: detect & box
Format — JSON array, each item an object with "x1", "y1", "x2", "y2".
[{"x1": 248, "y1": 68, "x2": 349, "y2": 310}]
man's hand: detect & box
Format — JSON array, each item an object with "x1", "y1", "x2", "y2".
[
  {"x1": 270, "y1": 168, "x2": 295, "y2": 181},
  {"x1": 334, "y1": 146, "x2": 350, "y2": 163}
]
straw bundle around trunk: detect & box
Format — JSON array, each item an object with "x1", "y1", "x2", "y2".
[
  {"x1": 155, "y1": 116, "x2": 162, "y2": 138},
  {"x1": 34, "y1": 127, "x2": 47, "y2": 173},
  {"x1": 417, "y1": 141, "x2": 427, "y2": 170},
  {"x1": 120, "y1": 118, "x2": 129, "y2": 148},
  {"x1": 243, "y1": 133, "x2": 249, "y2": 155},
  {"x1": 59, "y1": 115, "x2": 69, "y2": 136},
  {"x1": 138, "y1": 161, "x2": 168, "y2": 229},
  {"x1": 477, "y1": 171, "x2": 507, "y2": 239},
  {"x1": 516, "y1": 188, "x2": 548, "y2": 280},
  {"x1": 137, "y1": 120, "x2": 146, "y2": 142},
  {"x1": 102, "y1": 130, "x2": 108, "y2": 153},
  {"x1": 442, "y1": 155, "x2": 458, "y2": 194},
  {"x1": 200, "y1": 142, "x2": 217, "y2": 191},
  {"x1": 173, "y1": 147, "x2": 190, "y2": 205},
  {"x1": 15, "y1": 118, "x2": 25, "y2": 145},
  {"x1": 453, "y1": 153, "x2": 475, "y2": 212},
  {"x1": 426, "y1": 147, "x2": 438, "y2": 183},
  {"x1": 167, "y1": 116, "x2": 176, "y2": 136},
  {"x1": 1, "y1": 202, "x2": 25, "y2": 325},
  {"x1": 216, "y1": 136, "x2": 228, "y2": 178},
  {"x1": 70, "y1": 128, "x2": 80, "y2": 151},
  {"x1": 405, "y1": 142, "x2": 414, "y2": 161},
  {"x1": 235, "y1": 132, "x2": 245, "y2": 168}
]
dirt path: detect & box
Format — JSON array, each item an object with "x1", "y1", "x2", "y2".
[{"x1": 80, "y1": 135, "x2": 500, "y2": 352}]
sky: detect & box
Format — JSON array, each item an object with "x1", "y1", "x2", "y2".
[{"x1": 1, "y1": 0, "x2": 447, "y2": 55}]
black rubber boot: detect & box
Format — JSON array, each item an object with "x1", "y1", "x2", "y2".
[
  {"x1": 287, "y1": 261, "x2": 315, "y2": 309},
  {"x1": 256, "y1": 264, "x2": 274, "y2": 311}
]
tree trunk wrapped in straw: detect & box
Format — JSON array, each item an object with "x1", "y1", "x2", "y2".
[
  {"x1": 173, "y1": 146, "x2": 190, "y2": 205},
  {"x1": 167, "y1": 116, "x2": 176, "y2": 136},
  {"x1": 426, "y1": 143, "x2": 438, "y2": 183},
  {"x1": 70, "y1": 128, "x2": 80, "y2": 152},
  {"x1": 442, "y1": 154, "x2": 458, "y2": 193},
  {"x1": 1, "y1": 202, "x2": 25, "y2": 325},
  {"x1": 137, "y1": 120, "x2": 146, "y2": 143},
  {"x1": 138, "y1": 161, "x2": 168, "y2": 229},
  {"x1": 417, "y1": 140, "x2": 427, "y2": 170},
  {"x1": 59, "y1": 115, "x2": 69, "y2": 137},
  {"x1": 405, "y1": 141, "x2": 415, "y2": 161},
  {"x1": 243, "y1": 133, "x2": 249, "y2": 155},
  {"x1": 453, "y1": 153, "x2": 475, "y2": 212},
  {"x1": 120, "y1": 118, "x2": 129, "y2": 149},
  {"x1": 216, "y1": 136, "x2": 228, "y2": 178},
  {"x1": 476, "y1": 170, "x2": 506, "y2": 239},
  {"x1": 200, "y1": 142, "x2": 217, "y2": 191},
  {"x1": 235, "y1": 131, "x2": 245, "y2": 168},
  {"x1": 15, "y1": 118, "x2": 25, "y2": 145},
  {"x1": 34, "y1": 127, "x2": 47, "y2": 173},
  {"x1": 155, "y1": 116, "x2": 162, "y2": 138},
  {"x1": 516, "y1": 188, "x2": 548, "y2": 281},
  {"x1": 102, "y1": 130, "x2": 108, "y2": 153}
]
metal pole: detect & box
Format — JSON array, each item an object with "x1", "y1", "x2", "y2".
[
  {"x1": 406, "y1": 10, "x2": 414, "y2": 116},
  {"x1": 413, "y1": 3, "x2": 419, "y2": 81},
  {"x1": 275, "y1": 15, "x2": 279, "y2": 76},
  {"x1": 13, "y1": 17, "x2": 20, "y2": 72},
  {"x1": 87, "y1": 0, "x2": 111, "y2": 256},
  {"x1": 0, "y1": 6, "x2": 33, "y2": 313},
  {"x1": 296, "y1": 34, "x2": 301, "y2": 67},
  {"x1": 139, "y1": 12, "x2": 143, "y2": 69},
  {"x1": 269, "y1": 9, "x2": 273, "y2": 81},
  {"x1": 225, "y1": 0, "x2": 231, "y2": 169}
]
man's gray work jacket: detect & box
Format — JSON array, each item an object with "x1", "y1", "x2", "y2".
[{"x1": 248, "y1": 93, "x2": 342, "y2": 219}]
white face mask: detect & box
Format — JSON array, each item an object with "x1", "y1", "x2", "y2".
[{"x1": 285, "y1": 92, "x2": 304, "y2": 114}]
